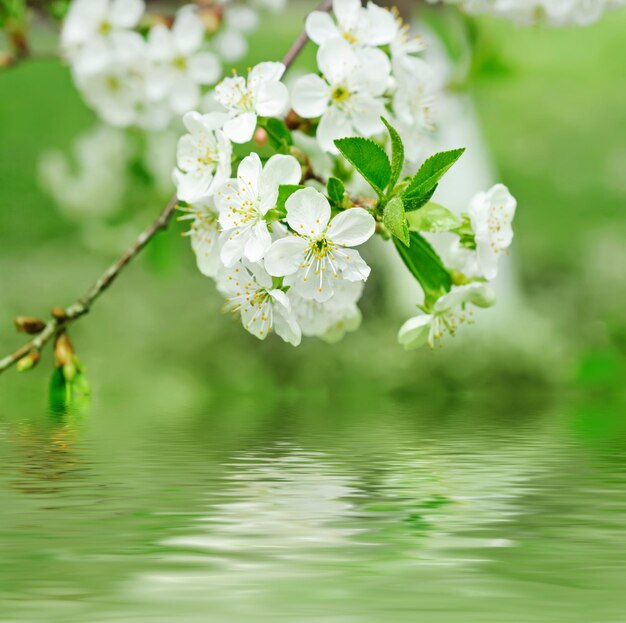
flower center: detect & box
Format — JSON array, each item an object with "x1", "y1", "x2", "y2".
[
  {"x1": 173, "y1": 55, "x2": 187, "y2": 71},
  {"x1": 99, "y1": 21, "x2": 112, "y2": 36},
  {"x1": 310, "y1": 238, "x2": 331, "y2": 260},
  {"x1": 342, "y1": 31, "x2": 357, "y2": 44},
  {"x1": 106, "y1": 75, "x2": 121, "y2": 92},
  {"x1": 331, "y1": 85, "x2": 352, "y2": 109}
]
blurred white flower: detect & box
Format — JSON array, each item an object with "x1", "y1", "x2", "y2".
[
  {"x1": 213, "y1": 5, "x2": 259, "y2": 63},
  {"x1": 173, "y1": 111, "x2": 232, "y2": 204},
  {"x1": 288, "y1": 279, "x2": 363, "y2": 342},
  {"x1": 398, "y1": 283, "x2": 496, "y2": 350},
  {"x1": 217, "y1": 262, "x2": 301, "y2": 345},
  {"x1": 264, "y1": 188, "x2": 375, "y2": 302},
  {"x1": 291, "y1": 39, "x2": 390, "y2": 153},
  {"x1": 39, "y1": 125, "x2": 130, "y2": 220},
  {"x1": 147, "y1": 5, "x2": 221, "y2": 115},
  {"x1": 216, "y1": 153, "x2": 302, "y2": 266},
  {"x1": 213, "y1": 62, "x2": 289, "y2": 143},
  {"x1": 61, "y1": 0, "x2": 145, "y2": 75},
  {"x1": 469, "y1": 184, "x2": 516, "y2": 280},
  {"x1": 428, "y1": 0, "x2": 626, "y2": 26}
]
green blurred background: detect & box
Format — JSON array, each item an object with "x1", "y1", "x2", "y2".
[{"x1": 1, "y1": 5, "x2": 625, "y2": 407}]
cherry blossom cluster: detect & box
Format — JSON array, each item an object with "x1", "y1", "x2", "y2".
[
  {"x1": 428, "y1": 0, "x2": 626, "y2": 26},
  {"x1": 60, "y1": 0, "x2": 285, "y2": 129},
  {"x1": 174, "y1": 0, "x2": 517, "y2": 349}
]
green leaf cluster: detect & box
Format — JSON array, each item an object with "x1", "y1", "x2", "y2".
[{"x1": 334, "y1": 119, "x2": 464, "y2": 309}]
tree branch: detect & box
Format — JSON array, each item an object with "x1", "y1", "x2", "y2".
[
  {"x1": 0, "y1": 196, "x2": 178, "y2": 374},
  {"x1": 0, "y1": 0, "x2": 333, "y2": 375}
]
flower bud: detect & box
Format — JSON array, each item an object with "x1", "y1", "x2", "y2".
[
  {"x1": 254, "y1": 127, "x2": 268, "y2": 147},
  {"x1": 54, "y1": 333, "x2": 74, "y2": 368},
  {"x1": 51, "y1": 307, "x2": 67, "y2": 320},
  {"x1": 15, "y1": 316, "x2": 46, "y2": 334},
  {"x1": 17, "y1": 350, "x2": 41, "y2": 373}
]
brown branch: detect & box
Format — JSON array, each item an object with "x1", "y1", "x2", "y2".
[{"x1": 0, "y1": 196, "x2": 178, "y2": 374}]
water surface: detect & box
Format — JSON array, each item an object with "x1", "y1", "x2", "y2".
[{"x1": 1, "y1": 394, "x2": 625, "y2": 622}]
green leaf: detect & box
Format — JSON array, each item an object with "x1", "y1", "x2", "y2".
[
  {"x1": 275, "y1": 184, "x2": 305, "y2": 216},
  {"x1": 263, "y1": 118, "x2": 293, "y2": 152},
  {"x1": 49, "y1": 366, "x2": 91, "y2": 414},
  {"x1": 334, "y1": 137, "x2": 391, "y2": 196},
  {"x1": 402, "y1": 148, "x2": 465, "y2": 211},
  {"x1": 407, "y1": 202, "x2": 462, "y2": 233},
  {"x1": 383, "y1": 197, "x2": 409, "y2": 246},
  {"x1": 381, "y1": 117, "x2": 404, "y2": 193},
  {"x1": 327, "y1": 177, "x2": 346, "y2": 207},
  {"x1": 394, "y1": 231, "x2": 452, "y2": 308}
]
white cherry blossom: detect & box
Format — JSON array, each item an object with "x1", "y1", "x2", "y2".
[
  {"x1": 213, "y1": 62, "x2": 289, "y2": 143},
  {"x1": 398, "y1": 283, "x2": 496, "y2": 350},
  {"x1": 217, "y1": 262, "x2": 301, "y2": 345},
  {"x1": 305, "y1": 0, "x2": 396, "y2": 48},
  {"x1": 291, "y1": 39, "x2": 391, "y2": 153},
  {"x1": 173, "y1": 111, "x2": 232, "y2": 204},
  {"x1": 264, "y1": 188, "x2": 375, "y2": 302},
  {"x1": 147, "y1": 5, "x2": 221, "y2": 115},
  {"x1": 216, "y1": 153, "x2": 302, "y2": 267},
  {"x1": 61, "y1": 0, "x2": 145, "y2": 75},
  {"x1": 469, "y1": 184, "x2": 517, "y2": 280}
]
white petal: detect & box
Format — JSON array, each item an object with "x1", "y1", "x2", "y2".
[
  {"x1": 305, "y1": 11, "x2": 340, "y2": 45},
  {"x1": 285, "y1": 188, "x2": 331, "y2": 238},
  {"x1": 291, "y1": 74, "x2": 330, "y2": 119},
  {"x1": 176, "y1": 133, "x2": 199, "y2": 172},
  {"x1": 335, "y1": 248, "x2": 370, "y2": 281},
  {"x1": 352, "y1": 46, "x2": 391, "y2": 96},
  {"x1": 223, "y1": 112, "x2": 257, "y2": 143},
  {"x1": 264, "y1": 237, "x2": 309, "y2": 277},
  {"x1": 173, "y1": 5, "x2": 204, "y2": 55},
  {"x1": 110, "y1": 0, "x2": 145, "y2": 28},
  {"x1": 333, "y1": 0, "x2": 362, "y2": 29},
  {"x1": 175, "y1": 169, "x2": 214, "y2": 203},
  {"x1": 188, "y1": 52, "x2": 221, "y2": 85},
  {"x1": 398, "y1": 315, "x2": 433, "y2": 350},
  {"x1": 255, "y1": 81, "x2": 289, "y2": 117},
  {"x1": 147, "y1": 24, "x2": 174, "y2": 62},
  {"x1": 350, "y1": 95, "x2": 385, "y2": 136},
  {"x1": 248, "y1": 62, "x2": 285, "y2": 92},
  {"x1": 316, "y1": 107, "x2": 352, "y2": 154},
  {"x1": 244, "y1": 222, "x2": 272, "y2": 263},
  {"x1": 62, "y1": 0, "x2": 108, "y2": 47},
  {"x1": 327, "y1": 208, "x2": 375, "y2": 247},
  {"x1": 364, "y1": 2, "x2": 396, "y2": 46},
  {"x1": 259, "y1": 155, "x2": 302, "y2": 210},
  {"x1": 317, "y1": 39, "x2": 357, "y2": 85},
  {"x1": 269, "y1": 290, "x2": 302, "y2": 346},
  {"x1": 170, "y1": 77, "x2": 200, "y2": 114},
  {"x1": 219, "y1": 229, "x2": 248, "y2": 267},
  {"x1": 236, "y1": 152, "x2": 262, "y2": 199}
]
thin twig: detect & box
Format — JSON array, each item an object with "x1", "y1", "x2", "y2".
[{"x1": 0, "y1": 196, "x2": 178, "y2": 374}]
